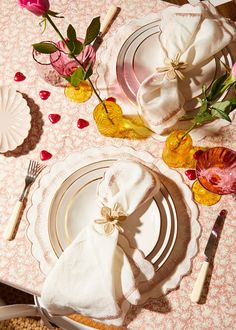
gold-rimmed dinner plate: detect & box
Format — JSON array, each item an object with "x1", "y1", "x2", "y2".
[
  {"x1": 48, "y1": 160, "x2": 178, "y2": 269},
  {"x1": 116, "y1": 20, "x2": 233, "y2": 112},
  {"x1": 27, "y1": 147, "x2": 200, "y2": 296}
]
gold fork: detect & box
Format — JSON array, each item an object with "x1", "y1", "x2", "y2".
[{"x1": 3, "y1": 160, "x2": 45, "y2": 241}]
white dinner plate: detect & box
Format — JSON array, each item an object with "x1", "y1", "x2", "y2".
[
  {"x1": 116, "y1": 20, "x2": 233, "y2": 111},
  {"x1": 48, "y1": 160, "x2": 178, "y2": 269},
  {"x1": 27, "y1": 146, "x2": 200, "y2": 301}
]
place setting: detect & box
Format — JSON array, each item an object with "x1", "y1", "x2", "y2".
[
  {"x1": 0, "y1": 0, "x2": 236, "y2": 329},
  {"x1": 26, "y1": 146, "x2": 200, "y2": 327},
  {"x1": 25, "y1": 143, "x2": 234, "y2": 328},
  {"x1": 97, "y1": 1, "x2": 236, "y2": 141}
]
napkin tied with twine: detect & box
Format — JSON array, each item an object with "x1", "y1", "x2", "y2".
[
  {"x1": 156, "y1": 52, "x2": 188, "y2": 80},
  {"x1": 137, "y1": 2, "x2": 235, "y2": 134},
  {"x1": 41, "y1": 160, "x2": 160, "y2": 325}
]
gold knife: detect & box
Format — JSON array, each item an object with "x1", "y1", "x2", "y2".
[{"x1": 190, "y1": 209, "x2": 227, "y2": 303}]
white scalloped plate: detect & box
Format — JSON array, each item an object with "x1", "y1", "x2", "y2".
[
  {"x1": 27, "y1": 146, "x2": 200, "y2": 303},
  {"x1": 96, "y1": 13, "x2": 236, "y2": 141},
  {"x1": 116, "y1": 20, "x2": 232, "y2": 112},
  {"x1": 47, "y1": 160, "x2": 177, "y2": 269},
  {"x1": 0, "y1": 86, "x2": 31, "y2": 153},
  {"x1": 49, "y1": 161, "x2": 162, "y2": 258}
]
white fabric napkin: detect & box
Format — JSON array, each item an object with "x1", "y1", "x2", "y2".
[
  {"x1": 137, "y1": 2, "x2": 235, "y2": 134},
  {"x1": 41, "y1": 160, "x2": 160, "y2": 324}
]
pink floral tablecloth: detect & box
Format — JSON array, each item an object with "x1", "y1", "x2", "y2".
[{"x1": 0, "y1": 1, "x2": 235, "y2": 329}]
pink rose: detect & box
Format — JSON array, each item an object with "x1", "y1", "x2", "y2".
[
  {"x1": 50, "y1": 40, "x2": 96, "y2": 77},
  {"x1": 18, "y1": 0, "x2": 50, "y2": 16},
  {"x1": 232, "y1": 63, "x2": 236, "y2": 79}
]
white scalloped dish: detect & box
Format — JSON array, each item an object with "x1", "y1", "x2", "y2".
[
  {"x1": 96, "y1": 14, "x2": 236, "y2": 141},
  {"x1": 27, "y1": 146, "x2": 200, "y2": 303},
  {"x1": 0, "y1": 86, "x2": 31, "y2": 153}
]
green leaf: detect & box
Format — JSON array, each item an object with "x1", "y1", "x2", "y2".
[
  {"x1": 67, "y1": 24, "x2": 77, "y2": 41},
  {"x1": 84, "y1": 63, "x2": 93, "y2": 80},
  {"x1": 32, "y1": 42, "x2": 58, "y2": 54},
  {"x1": 210, "y1": 101, "x2": 231, "y2": 122},
  {"x1": 211, "y1": 99, "x2": 236, "y2": 120},
  {"x1": 66, "y1": 39, "x2": 83, "y2": 56},
  {"x1": 207, "y1": 73, "x2": 228, "y2": 101},
  {"x1": 84, "y1": 16, "x2": 100, "y2": 45},
  {"x1": 211, "y1": 100, "x2": 231, "y2": 112},
  {"x1": 193, "y1": 112, "x2": 213, "y2": 125},
  {"x1": 226, "y1": 101, "x2": 236, "y2": 115},
  {"x1": 64, "y1": 76, "x2": 71, "y2": 83},
  {"x1": 227, "y1": 98, "x2": 236, "y2": 106},
  {"x1": 211, "y1": 107, "x2": 231, "y2": 122},
  {"x1": 73, "y1": 40, "x2": 83, "y2": 55},
  {"x1": 66, "y1": 40, "x2": 75, "y2": 53},
  {"x1": 70, "y1": 67, "x2": 85, "y2": 87}
]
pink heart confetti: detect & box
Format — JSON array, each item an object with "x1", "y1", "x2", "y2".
[
  {"x1": 40, "y1": 150, "x2": 52, "y2": 161},
  {"x1": 14, "y1": 72, "x2": 26, "y2": 82},
  {"x1": 185, "y1": 169, "x2": 196, "y2": 180},
  {"x1": 48, "y1": 114, "x2": 61, "y2": 124},
  {"x1": 106, "y1": 97, "x2": 116, "y2": 103},
  {"x1": 39, "y1": 90, "x2": 51, "y2": 100},
  {"x1": 77, "y1": 118, "x2": 89, "y2": 129}
]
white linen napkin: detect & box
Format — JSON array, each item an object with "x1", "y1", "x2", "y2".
[
  {"x1": 41, "y1": 160, "x2": 160, "y2": 324},
  {"x1": 137, "y1": 2, "x2": 235, "y2": 134}
]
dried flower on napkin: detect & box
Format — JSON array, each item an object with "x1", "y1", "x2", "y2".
[
  {"x1": 137, "y1": 3, "x2": 236, "y2": 134},
  {"x1": 41, "y1": 160, "x2": 160, "y2": 325}
]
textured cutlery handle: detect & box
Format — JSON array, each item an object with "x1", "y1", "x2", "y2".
[
  {"x1": 100, "y1": 5, "x2": 118, "y2": 35},
  {"x1": 190, "y1": 260, "x2": 209, "y2": 303},
  {"x1": 3, "y1": 200, "x2": 23, "y2": 241}
]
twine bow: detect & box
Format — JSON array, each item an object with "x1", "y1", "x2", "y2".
[
  {"x1": 94, "y1": 203, "x2": 128, "y2": 235},
  {"x1": 156, "y1": 53, "x2": 187, "y2": 80}
]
